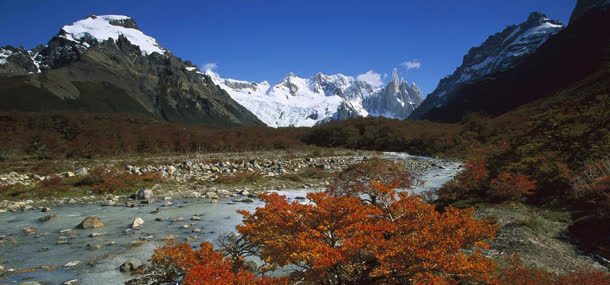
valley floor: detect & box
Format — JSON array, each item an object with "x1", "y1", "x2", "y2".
[{"x1": 0, "y1": 150, "x2": 607, "y2": 285}]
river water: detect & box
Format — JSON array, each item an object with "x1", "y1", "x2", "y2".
[{"x1": 0, "y1": 153, "x2": 461, "y2": 285}]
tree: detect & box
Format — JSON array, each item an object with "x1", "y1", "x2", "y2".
[
  {"x1": 237, "y1": 181, "x2": 498, "y2": 284},
  {"x1": 328, "y1": 158, "x2": 414, "y2": 205}
]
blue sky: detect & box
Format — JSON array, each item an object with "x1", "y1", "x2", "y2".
[{"x1": 0, "y1": 0, "x2": 576, "y2": 95}]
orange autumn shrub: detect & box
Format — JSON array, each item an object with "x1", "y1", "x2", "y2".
[
  {"x1": 488, "y1": 172, "x2": 536, "y2": 202},
  {"x1": 237, "y1": 181, "x2": 497, "y2": 284},
  {"x1": 499, "y1": 256, "x2": 610, "y2": 285},
  {"x1": 142, "y1": 241, "x2": 286, "y2": 285}
]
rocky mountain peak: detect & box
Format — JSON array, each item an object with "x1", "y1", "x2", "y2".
[
  {"x1": 391, "y1": 67, "x2": 400, "y2": 83},
  {"x1": 526, "y1": 12, "x2": 547, "y2": 23},
  {"x1": 526, "y1": 12, "x2": 563, "y2": 28},
  {"x1": 96, "y1": 15, "x2": 139, "y2": 29}
]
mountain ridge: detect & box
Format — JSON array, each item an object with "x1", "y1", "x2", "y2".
[
  {"x1": 208, "y1": 67, "x2": 422, "y2": 127},
  {"x1": 411, "y1": 12, "x2": 563, "y2": 120},
  {"x1": 411, "y1": 5, "x2": 609, "y2": 122}
]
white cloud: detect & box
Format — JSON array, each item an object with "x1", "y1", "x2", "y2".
[
  {"x1": 356, "y1": 70, "x2": 384, "y2": 87},
  {"x1": 203, "y1": 62, "x2": 218, "y2": 72},
  {"x1": 401, "y1": 60, "x2": 421, "y2": 70}
]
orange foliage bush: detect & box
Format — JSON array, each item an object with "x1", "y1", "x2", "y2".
[
  {"x1": 488, "y1": 172, "x2": 536, "y2": 202},
  {"x1": 143, "y1": 241, "x2": 286, "y2": 285},
  {"x1": 238, "y1": 181, "x2": 497, "y2": 284},
  {"x1": 498, "y1": 256, "x2": 610, "y2": 285}
]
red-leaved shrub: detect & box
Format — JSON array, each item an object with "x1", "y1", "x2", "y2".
[{"x1": 488, "y1": 172, "x2": 536, "y2": 202}]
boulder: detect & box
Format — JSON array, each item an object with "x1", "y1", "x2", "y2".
[
  {"x1": 89, "y1": 232, "x2": 106, "y2": 238},
  {"x1": 235, "y1": 198, "x2": 255, "y2": 203},
  {"x1": 77, "y1": 216, "x2": 104, "y2": 229},
  {"x1": 131, "y1": 217, "x2": 144, "y2": 229},
  {"x1": 87, "y1": 243, "x2": 101, "y2": 250},
  {"x1": 64, "y1": 261, "x2": 80, "y2": 267},
  {"x1": 167, "y1": 166, "x2": 177, "y2": 176},
  {"x1": 75, "y1": 167, "x2": 88, "y2": 176},
  {"x1": 119, "y1": 259, "x2": 143, "y2": 272},
  {"x1": 39, "y1": 214, "x2": 58, "y2": 222},
  {"x1": 23, "y1": 226, "x2": 38, "y2": 234},
  {"x1": 135, "y1": 188, "x2": 153, "y2": 200}
]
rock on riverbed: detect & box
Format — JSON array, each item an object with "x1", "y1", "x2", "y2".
[
  {"x1": 131, "y1": 217, "x2": 144, "y2": 229},
  {"x1": 77, "y1": 216, "x2": 104, "y2": 229}
]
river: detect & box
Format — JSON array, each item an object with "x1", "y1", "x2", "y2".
[{"x1": 0, "y1": 153, "x2": 461, "y2": 285}]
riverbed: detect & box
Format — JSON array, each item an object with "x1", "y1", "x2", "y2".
[{"x1": 0, "y1": 153, "x2": 461, "y2": 285}]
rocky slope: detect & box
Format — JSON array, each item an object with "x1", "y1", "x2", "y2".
[
  {"x1": 0, "y1": 15, "x2": 262, "y2": 126},
  {"x1": 208, "y1": 68, "x2": 422, "y2": 127},
  {"x1": 411, "y1": 12, "x2": 563, "y2": 120}
]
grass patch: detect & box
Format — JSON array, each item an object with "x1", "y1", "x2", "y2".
[
  {"x1": 213, "y1": 171, "x2": 265, "y2": 186},
  {"x1": 198, "y1": 167, "x2": 333, "y2": 189},
  {"x1": 520, "y1": 213, "x2": 544, "y2": 232}
]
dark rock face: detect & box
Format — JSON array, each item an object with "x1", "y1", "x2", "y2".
[
  {"x1": 0, "y1": 46, "x2": 38, "y2": 74},
  {"x1": 0, "y1": 15, "x2": 263, "y2": 127},
  {"x1": 569, "y1": 0, "x2": 610, "y2": 24},
  {"x1": 107, "y1": 17, "x2": 139, "y2": 29}
]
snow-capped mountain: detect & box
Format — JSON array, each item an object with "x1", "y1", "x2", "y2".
[
  {"x1": 364, "y1": 69, "x2": 422, "y2": 118},
  {"x1": 207, "y1": 68, "x2": 422, "y2": 127},
  {"x1": 411, "y1": 12, "x2": 563, "y2": 119},
  {"x1": 0, "y1": 15, "x2": 167, "y2": 74},
  {"x1": 0, "y1": 15, "x2": 262, "y2": 126}
]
